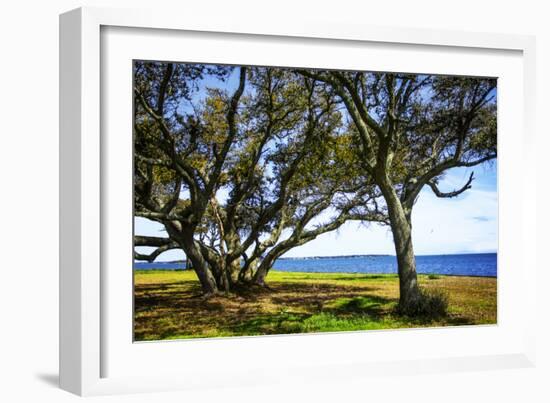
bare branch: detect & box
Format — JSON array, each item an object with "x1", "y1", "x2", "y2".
[
  {"x1": 404, "y1": 152, "x2": 495, "y2": 208},
  {"x1": 427, "y1": 172, "x2": 474, "y2": 198},
  {"x1": 134, "y1": 241, "x2": 179, "y2": 262},
  {"x1": 135, "y1": 210, "x2": 176, "y2": 221},
  {"x1": 134, "y1": 235, "x2": 172, "y2": 247},
  {"x1": 156, "y1": 63, "x2": 174, "y2": 116}
]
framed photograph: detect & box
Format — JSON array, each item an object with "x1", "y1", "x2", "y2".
[{"x1": 60, "y1": 6, "x2": 537, "y2": 396}]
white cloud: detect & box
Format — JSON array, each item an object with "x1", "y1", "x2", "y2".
[{"x1": 410, "y1": 186, "x2": 497, "y2": 255}]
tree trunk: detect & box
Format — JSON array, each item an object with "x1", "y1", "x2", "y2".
[
  {"x1": 225, "y1": 236, "x2": 242, "y2": 285},
  {"x1": 209, "y1": 259, "x2": 230, "y2": 293},
  {"x1": 227, "y1": 258, "x2": 241, "y2": 284},
  {"x1": 239, "y1": 258, "x2": 257, "y2": 282},
  {"x1": 180, "y1": 235, "x2": 219, "y2": 296},
  {"x1": 253, "y1": 255, "x2": 276, "y2": 286},
  {"x1": 380, "y1": 183, "x2": 421, "y2": 312}
]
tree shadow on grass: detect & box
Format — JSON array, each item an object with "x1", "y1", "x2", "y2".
[
  {"x1": 228, "y1": 311, "x2": 312, "y2": 335},
  {"x1": 133, "y1": 278, "x2": 480, "y2": 340},
  {"x1": 267, "y1": 282, "x2": 382, "y2": 311},
  {"x1": 277, "y1": 274, "x2": 398, "y2": 282},
  {"x1": 323, "y1": 294, "x2": 392, "y2": 316}
]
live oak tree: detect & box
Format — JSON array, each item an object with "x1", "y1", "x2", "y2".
[
  {"x1": 213, "y1": 69, "x2": 385, "y2": 287},
  {"x1": 134, "y1": 63, "x2": 384, "y2": 295},
  {"x1": 297, "y1": 70, "x2": 497, "y2": 314}
]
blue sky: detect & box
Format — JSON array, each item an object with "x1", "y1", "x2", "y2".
[{"x1": 135, "y1": 161, "x2": 497, "y2": 260}]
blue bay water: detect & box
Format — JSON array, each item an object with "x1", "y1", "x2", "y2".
[{"x1": 134, "y1": 253, "x2": 497, "y2": 277}]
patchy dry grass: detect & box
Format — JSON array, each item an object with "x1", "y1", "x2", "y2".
[{"x1": 134, "y1": 270, "x2": 496, "y2": 341}]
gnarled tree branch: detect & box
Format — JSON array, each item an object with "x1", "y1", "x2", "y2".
[
  {"x1": 427, "y1": 172, "x2": 474, "y2": 198},
  {"x1": 134, "y1": 242, "x2": 179, "y2": 262}
]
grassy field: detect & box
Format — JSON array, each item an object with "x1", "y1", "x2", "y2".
[{"x1": 134, "y1": 270, "x2": 497, "y2": 341}]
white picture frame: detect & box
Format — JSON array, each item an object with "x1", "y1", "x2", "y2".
[{"x1": 59, "y1": 6, "x2": 537, "y2": 396}]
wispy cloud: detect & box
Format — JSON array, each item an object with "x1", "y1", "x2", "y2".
[{"x1": 472, "y1": 216, "x2": 491, "y2": 222}]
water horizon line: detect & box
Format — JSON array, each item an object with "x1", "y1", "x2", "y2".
[{"x1": 134, "y1": 251, "x2": 497, "y2": 264}]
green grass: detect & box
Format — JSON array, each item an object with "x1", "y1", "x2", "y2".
[{"x1": 134, "y1": 270, "x2": 497, "y2": 341}]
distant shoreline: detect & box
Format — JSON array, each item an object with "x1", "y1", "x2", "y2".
[
  {"x1": 138, "y1": 251, "x2": 497, "y2": 265},
  {"x1": 279, "y1": 252, "x2": 496, "y2": 260},
  {"x1": 133, "y1": 268, "x2": 497, "y2": 279},
  {"x1": 134, "y1": 253, "x2": 497, "y2": 277}
]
